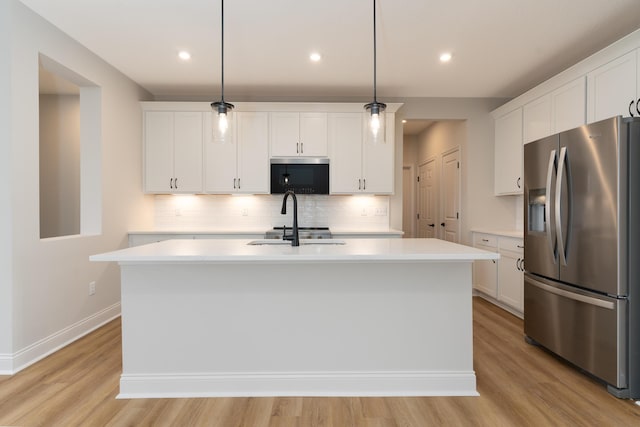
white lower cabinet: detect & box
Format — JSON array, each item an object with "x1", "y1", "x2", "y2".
[{"x1": 473, "y1": 232, "x2": 524, "y2": 317}]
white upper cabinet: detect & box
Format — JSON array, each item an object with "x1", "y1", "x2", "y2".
[
  {"x1": 270, "y1": 112, "x2": 328, "y2": 157},
  {"x1": 523, "y1": 76, "x2": 587, "y2": 144},
  {"x1": 551, "y1": 76, "x2": 586, "y2": 133},
  {"x1": 329, "y1": 112, "x2": 394, "y2": 194},
  {"x1": 144, "y1": 111, "x2": 203, "y2": 194},
  {"x1": 494, "y1": 108, "x2": 523, "y2": 195},
  {"x1": 587, "y1": 50, "x2": 638, "y2": 123},
  {"x1": 205, "y1": 112, "x2": 269, "y2": 194},
  {"x1": 523, "y1": 95, "x2": 552, "y2": 144}
]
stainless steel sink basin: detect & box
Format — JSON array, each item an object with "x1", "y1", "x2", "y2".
[{"x1": 247, "y1": 239, "x2": 346, "y2": 246}]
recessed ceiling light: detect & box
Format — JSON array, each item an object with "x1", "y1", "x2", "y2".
[
  {"x1": 178, "y1": 51, "x2": 191, "y2": 61},
  {"x1": 440, "y1": 52, "x2": 453, "y2": 63},
  {"x1": 310, "y1": 52, "x2": 322, "y2": 62}
]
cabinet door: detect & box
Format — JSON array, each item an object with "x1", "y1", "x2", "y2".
[
  {"x1": 498, "y1": 249, "x2": 524, "y2": 312},
  {"x1": 523, "y1": 94, "x2": 552, "y2": 144},
  {"x1": 173, "y1": 112, "x2": 203, "y2": 193},
  {"x1": 237, "y1": 112, "x2": 269, "y2": 194},
  {"x1": 587, "y1": 50, "x2": 637, "y2": 123},
  {"x1": 204, "y1": 112, "x2": 238, "y2": 193},
  {"x1": 299, "y1": 113, "x2": 328, "y2": 156},
  {"x1": 474, "y1": 257, "x2": 498, "y2": 298},
  {"x1": 362, "y1": 113, "x2": 394, "y2": 194},
  {"x1": 270, "y1": 112, "x2": 300, "y2": 156},
  {"x1": 144, "y1": 111, "x2": 174, "y2": 193},
  {"x1": 328, "y1": 113, "x2": 363, "y2": 193},
  {"x1": 552, "y1": 76, "x2": 586, "y2": 133},
  {"x1": 494, "y1": 108, "x2": 523, "y2": 195}
]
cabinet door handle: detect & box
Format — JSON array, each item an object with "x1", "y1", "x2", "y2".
[
  {"x1": 237, "y1": 178, "x2": 240, "y2": 189},
  {"x1": 521, "y1": 258, "x2": 525, "y2": 271},
  {"x1": 517, "y1": 244, "x2": 524, "y2": 249},
  {"x1": 174, "y1": 178, "x2": 178, "y2": 189},
  {"x1": 301, "y1": 142, "x2": 304, "y2": 153},
  {"x1": 516, "y1": 258, "x2": 521, "y2": 271},
  {"x1": 636, "y1": 99, "x2": 640, "y2": 116},
  {"x1": 233, "y1": 178, "x2": 237, "y2": 189},
  {"x1": 363, "y1": 179, "x2": 366, "y2": 190},
  {"x1": 517, "y1": 177, "x2": 521, "y2": 189},
  {"x1": 296, "y1": 143, "x2": 299, "y2": 154},
  {"x1": 441, "y1": 222, "x2": 445, "y2": 227},
  {"x1": 482, "y1": 238, "x2": 489, "y2": 242},
  {"x1": 358, "y1": 179, "x2": 362, "y2": 190},
  {"x1": 170, "y1": 178, "x2": 174, "y2": 189},
  {"x1": 629, "y1": 100, "x2": 635, "y2": 117}
]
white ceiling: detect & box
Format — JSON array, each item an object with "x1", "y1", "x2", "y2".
[{"x1": 19, "y1": 0, "x2": 640, "y2": 100}]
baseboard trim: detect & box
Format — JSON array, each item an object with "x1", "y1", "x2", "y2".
[
  {"x1": 118, "y1": 371, "x2": 478, "y2": 398},
  {"x1": 2, "y1": 303, "x2": 121, "y2": 375}
]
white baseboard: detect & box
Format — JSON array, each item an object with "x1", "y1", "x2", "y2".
[
  {"x1": 0, "y1": 303, "x2": 121, "y2": 375},
  {"x1": 118, "y1": 371, "x2": 478, "y2": 399},
  {"x1": 0, "y1": 353, "x2": 12, "y2": 374}
]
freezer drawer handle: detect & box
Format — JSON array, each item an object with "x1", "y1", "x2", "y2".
[
  {"x1": 629, "y1": 100, "x2": 635, "y2": 117},
  {"x1": 527, "y1": 277, "x2": 615, "y2": 310}
]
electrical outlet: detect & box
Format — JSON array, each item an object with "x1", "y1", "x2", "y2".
[{"x1": 89, "y1": 281, "x2": 96, "y2": 296}]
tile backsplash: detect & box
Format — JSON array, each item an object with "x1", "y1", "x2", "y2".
[{"x1": 153, "y1": 194, "x2": 390, "y2": 231}]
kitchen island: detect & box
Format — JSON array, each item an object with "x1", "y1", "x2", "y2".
[{"x1": 91, "y1": 238, "x2": 498, "y2": 398}]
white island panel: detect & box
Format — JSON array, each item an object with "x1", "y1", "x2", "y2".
[{"x1": 91, "y1": 238, "x2": 496, "y2": 398}]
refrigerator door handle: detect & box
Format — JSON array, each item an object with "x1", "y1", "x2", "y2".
[
  {"x1": 546, "y1": 149, "x2": 557, "y2": 262},
  {"x1": 527, "y1": 276, "x2": 615, "y2": 310},
  {"x1": 555, "y1": 146, "x2": 572, "y2": 266}
]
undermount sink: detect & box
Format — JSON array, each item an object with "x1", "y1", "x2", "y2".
[{"x1": 248, "y1": 239, "x2": 346, "y2": 246}]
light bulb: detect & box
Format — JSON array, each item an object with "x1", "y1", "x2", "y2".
[
  {"x1": 218, "y1": 112, "x2": 228, "y2": 134},
  {"x1": 370, "y1": 112, "x2": 381, "y2": 136}
]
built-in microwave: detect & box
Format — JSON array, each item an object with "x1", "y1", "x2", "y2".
[{"x1": 270, "y1": 158, "x2": 329, "y2": 194}]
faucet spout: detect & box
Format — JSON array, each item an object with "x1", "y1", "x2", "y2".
[{"x1": 280, "y1": 191, "x2": 299, "y2": 246}]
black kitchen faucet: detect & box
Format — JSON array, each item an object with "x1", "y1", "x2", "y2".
[{"x1": 280, "y1": 190, "x2": 299, "y2": 246}]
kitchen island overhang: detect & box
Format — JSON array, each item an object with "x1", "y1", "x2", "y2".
[{"x1": 91, "y1": 238, "x2": 498, "y2": 398}]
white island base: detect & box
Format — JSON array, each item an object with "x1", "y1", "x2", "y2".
[{"x1": 92, "y1": 238, "x2": 497, "y2": 398}]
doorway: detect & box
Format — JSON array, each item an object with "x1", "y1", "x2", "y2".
[{"x1": 402, "y1": 120, "x2": 463, "y2": 243}]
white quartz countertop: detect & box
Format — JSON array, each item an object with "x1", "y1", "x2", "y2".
[
  {"x1": 128, "y1": 229, "x2": 404, "y2": 236},
  {"x1": 91, "y1": 238, "x2": 499, "y2": 264}
]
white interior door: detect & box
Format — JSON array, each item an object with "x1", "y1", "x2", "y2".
[
  {"x1": 441, "y1": 148, "x2": 460, "y2": 243},
  {"x1": 402, "y1": 165, "x2": 415, "y2": 237},
  {"x1": 417, "y1": 158, "x2": 437, "y2": 238}
]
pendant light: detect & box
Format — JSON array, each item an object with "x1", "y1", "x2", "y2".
[
  {"x1": 211, "y1": 0, "x2": 234, "y2": 142},
  {"x1": 364, "y1": 0, "x2": 386, "y2": 144}
]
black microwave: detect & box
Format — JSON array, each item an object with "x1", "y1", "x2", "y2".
[{"x1": 270, "y1": 158, "x2": 329, "y2": 194}]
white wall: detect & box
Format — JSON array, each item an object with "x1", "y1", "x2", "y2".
[
  {"x1": 39, "y1": 94, "x2": 80, "y2": 238},
  {"x1": 2, "y1": 0, "x2": 154, "y2": 372},
  {"x1": 390, "y1": 98, "x2": 516, "y2": 245},
  {"x1": 0, "y1": 0, "x2": 14, "y2": 363}
]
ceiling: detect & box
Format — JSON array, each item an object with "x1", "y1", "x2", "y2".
[{"x1": 19, "y1": 0, "x2": 640, "y2": 101}]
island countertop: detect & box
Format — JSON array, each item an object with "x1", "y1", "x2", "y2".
[{"x1": 91, "y1": 237, "x2": 499, "y2": 264}]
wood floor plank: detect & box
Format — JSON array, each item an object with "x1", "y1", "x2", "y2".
[{"x1": 1, "y1": 297, "x2": 639, "y2": 426}]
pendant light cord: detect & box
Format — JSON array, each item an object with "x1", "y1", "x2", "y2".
[
  {"x1": 220, "y1": 0, "x2": 225, "y2": 103},
  {"x1": 372, "y1": 0, "x2": 377, "y2": 103}
]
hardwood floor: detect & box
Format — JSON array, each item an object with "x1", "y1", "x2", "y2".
[{"x1": 1, "y1": 297, "x2": 639, "y2": 426}]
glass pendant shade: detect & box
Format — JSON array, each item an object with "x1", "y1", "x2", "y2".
[
  {"x1": 365, "y1": 101, "x2": 386, "y2": 145},
  {"x1": 211, "y1": 101, "x2": 234, "y2": 143}
]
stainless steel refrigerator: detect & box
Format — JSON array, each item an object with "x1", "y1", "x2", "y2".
[{"x1": 523, "y1": 116, "x2": 640, "y2": 399}]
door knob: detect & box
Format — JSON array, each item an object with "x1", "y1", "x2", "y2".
[
  {"x1": 441, "y1": 222, "x2": 445, "y2": 227},
  {"x1": 428, "y1": 224, "x2": 435, "y2": 227}
]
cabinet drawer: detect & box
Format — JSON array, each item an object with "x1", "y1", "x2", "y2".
[
  {"x1": 499, "y1": 237, "x2": 524, "y2": 253},
  {"x1": 474, "y1": 233, "x2": 498, "y2": 248}
]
